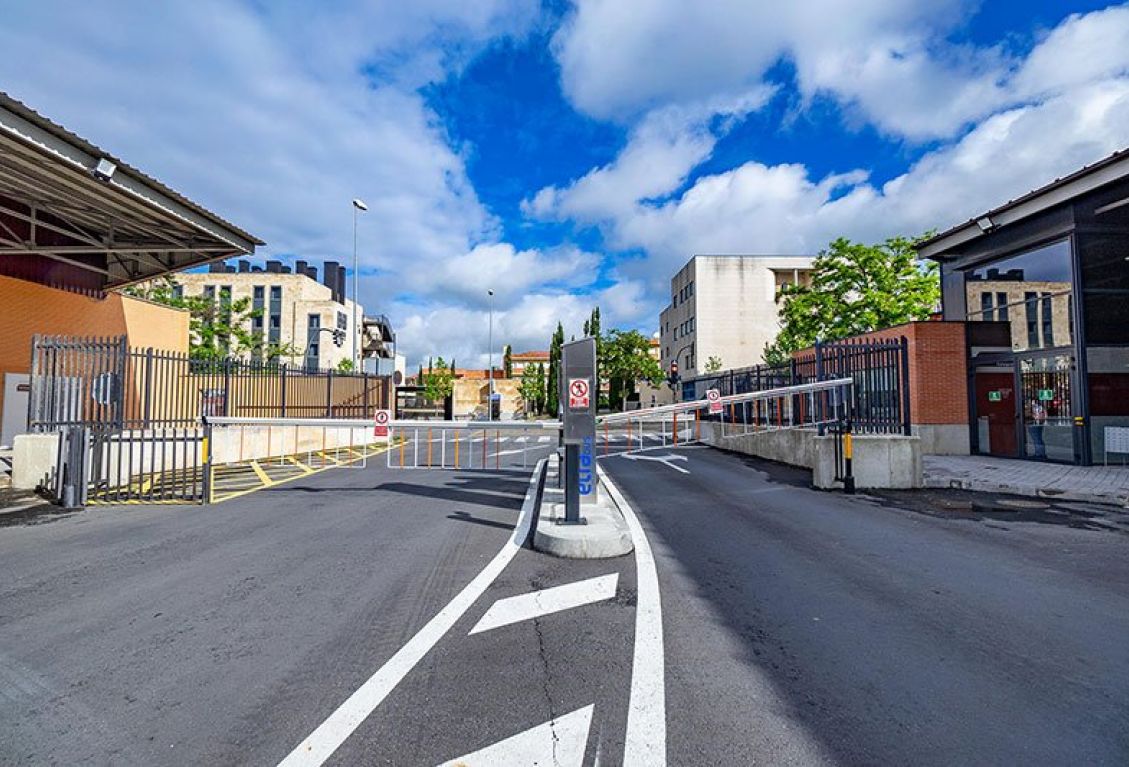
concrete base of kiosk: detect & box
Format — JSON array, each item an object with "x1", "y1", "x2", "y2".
[{"x1": 533, "y1": 453, "x2": 633, "y2": 559}]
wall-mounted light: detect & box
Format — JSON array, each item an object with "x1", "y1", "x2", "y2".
[
  {"x1": 975, "y1": 215, "x2": 994, "y2": 233},
  {"x1": 93, "y1": 158, "x2": 117, "y2": 182}
]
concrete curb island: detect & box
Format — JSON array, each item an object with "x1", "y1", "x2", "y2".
[{"x1": 531, "y1": 453, "x2": 633, "y2": 559}]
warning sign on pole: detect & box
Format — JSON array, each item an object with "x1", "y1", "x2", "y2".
[
  {"x1": 568, "y1": 378, "x2": 590, "y2": 410},
  {"x1": 706, "y1": 388, "x2": 723, "y2": 414},
  {"x1": 373, "y1": 409, "x2": 390, "y2": 437}
]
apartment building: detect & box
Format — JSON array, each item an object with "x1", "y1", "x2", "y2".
[
  {"x1": 659, "y1": 255, "x2": 816, "y2": 377},
  {"x1": 173, "y1": 259, "x2": 386, "y2": 371}
]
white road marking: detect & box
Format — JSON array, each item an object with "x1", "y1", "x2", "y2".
[
  {"x1": 276, "y1": 459, "x2": 546, "y2": 767},
  {"x1": 597, "y1": 466, "x2": 666, "y2": 767},
  {"x1": 621, "y1": 452, "x2": 690, "y2": 474},
  {"x1": 436, "y1": 704, "x2": 593, "y2": 767},
  {"x1": 469, "y1": 574, "x2": 619, "y2": 635}
]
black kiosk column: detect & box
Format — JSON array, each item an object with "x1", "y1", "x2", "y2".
[{"x1": 560, "y1": 337, "x2": 597, "y2": 523}]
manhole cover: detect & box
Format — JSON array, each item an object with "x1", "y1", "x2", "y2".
[{"x1": 995, "y1": 498, "x2": 1050, "y2": 510}]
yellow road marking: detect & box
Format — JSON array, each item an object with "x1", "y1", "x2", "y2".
[
  {"x1": 286, "y1": 456, "x2": 314, "y2": 473},
  {"x1": 250, "y1": 460, "x2": 274, "y2": 487},
  {"x1": 209, "y1": 444, "x2": 390, "y2": 504}
]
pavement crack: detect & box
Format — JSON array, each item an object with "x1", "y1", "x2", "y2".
[{"x1": 532, "y1": 609, "x2": 562, "y2": 767}]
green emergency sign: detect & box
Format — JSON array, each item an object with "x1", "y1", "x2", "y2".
[
  {"x1": 988, "y1": 391, "x2": 1002, "y2": 402},
  {"x1": 1038, "y1": 389, "x2": 1055, "y2": 401}
]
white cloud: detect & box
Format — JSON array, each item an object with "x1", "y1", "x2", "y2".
[{"x1": 605, "y1": 79, "x2": 1129, "y2": 292}]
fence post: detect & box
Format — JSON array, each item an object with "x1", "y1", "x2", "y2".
[
  {"x1": 223, "y1": 358, "x2": 232, "y2": 417},
  {"x1": 326, "y1": 368, "x2": 334, "y2": 418},
  {"x1": 115, "y1": 335, "x2": 129, "y2": 429},
  {"x1": 143, "y1": 347, "x2": 154, "y2": 428},
  {"x1": 280, "y1": 362, "x2": 288, "y2": 417},
  {"x1": 900, "y1": 336, "x2": 912, "y2": 436},
  {"x1": 363, "y1": 371, "x2": 370, "y2": 417},
  {"x1": 814, "y1": 341, "x2": 825, "y2": 435}
]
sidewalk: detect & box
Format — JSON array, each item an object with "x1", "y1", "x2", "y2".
[{"x1": 924, "y1": 455, "x2": 1129, "y2": 507}]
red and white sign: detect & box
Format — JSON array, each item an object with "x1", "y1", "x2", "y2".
[
  {"x1": 706, "y1": 388, "x2": 723, "y2": 414},
  {"x1": 568, "y1": 378, "x2": 590, "y2": 409},
  {"x1": 373, "y1": 409, "x2": 391, "y2": 437}
]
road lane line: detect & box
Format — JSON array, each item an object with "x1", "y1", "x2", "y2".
[
  {"x1": 598, "y1": 465, "x2": 666, "y2": 767},
  {"x1": 437, "y1": 704, "x2": 593, "y2": 767},
  {"x1": 277, "y1": 458, "x2": 547, "y2": 767},
  {"x1": 469, "y1": 574, "x2": 619, "y2": 635}
]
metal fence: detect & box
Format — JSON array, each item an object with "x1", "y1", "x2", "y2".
[
  {"x1": 680, "y1": 337, "x2": 911, "y2": 435},
  {"x1": 28, "y1": 335, "x2": 392, "y2": 431}
]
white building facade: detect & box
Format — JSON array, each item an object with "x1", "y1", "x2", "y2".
[{"x1": 659, "y1": 255, "x2": 816, "y2": 377}]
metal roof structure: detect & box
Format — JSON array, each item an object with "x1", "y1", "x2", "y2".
[
  {"x1": 917, "y1": 148, "x2": 1129, "y2": 260},
  {"x1": 0, "y1": 91, "x2": 263, "y2": 295}
]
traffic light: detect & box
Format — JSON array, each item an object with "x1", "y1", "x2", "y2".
[
  {"x1": 668, "y1": 360, "x2": 679, "y2": 384},
  {"x1": 332, "y1": 328, "x2": 345, "y2": 347}
]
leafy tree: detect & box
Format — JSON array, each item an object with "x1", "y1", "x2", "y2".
[
  {"x1": 336, "y1": 358, "x2": 355, "y2": 373},
  {"x1": 125, "y1": 276, "x2": 295, "y2": 360},
  {"x1": 422, "y1": 356, "x2": 455, "y2": 401},
  {"x1": 534, "y1": 363, "x2": 547, "y2": 414},
  {"x1": 416, "y1": 363, "x2": 424, "y2": 384},
  {"x1": 546, "y1": 322, "x2": 564, "y2": 416},
  {"x1": 518, "y1": 362, "x2": 543, "y2": 416},
  {"x1": 704, "y1": 355, "x2": 724, "y2": 374},
  {"x1": 602, "y1": 329, "x2": 664, "y2": 411},
  {"x1": 765, "y1": 235, "x2": 940, "y2": 359},
  {"x1": 502, "y1": 345, "x2": 513, "y2": 378}
]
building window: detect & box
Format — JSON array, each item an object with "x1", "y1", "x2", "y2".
[
  {"x1": 306, "y1": 313, "x2": 320, "y2": 370},
  {"x1": 203, "y1": 285, "x2": 215, "y2": 301},
  {"x1": 996, "y1": 292, "x2": 1009, "y2": 323},
  {"x1": 980, "y1": 291, "x2": 993, "y2": 318},
  {"x1": 172, "y1": 284, "x2": 184, "y2": 300},
  {"x1": 1025, "y1": 292, "x2": 1039, "y2": 349},
  {"x1": 268, "y1": 286, "x2": 282, "y2": 347},
  {"x1": 337, "y1": 311, "x2": 347, "y2": 330},
  {"x1": 1041, "y1": 292, "x2": 1054, "y2": 348}
]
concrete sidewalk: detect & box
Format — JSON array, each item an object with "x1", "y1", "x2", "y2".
[{"x1": 924, "y1": 455, "x2": 1129, "y2": 506}]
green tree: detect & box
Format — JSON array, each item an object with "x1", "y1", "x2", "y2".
[
  {"x1": 602, "y1": 329, "x2": 664, "y2": 411},
  {"x1": 704, "y1": 355, "x2": 723, "y2": 374},
  {"x1": 518, "y1": 362, "x2": 542, "y2": 416},
  {"x1": 125, "y1": 276, "x2": 295, "y2": 360},
  {"x1": 546, "y1": 322, "x2": 564, "y2": 416},
  {"x1": 336, "y1": 358, "x2": 355, "y2": 373},
  {"x1": 422, "y1": 356, "x2": 455, "y2": 401},
  {"x1": 502, "y1": 345, "x2": 513, "y2": 378},
  {"x1": 534, "y1": 362, "x2": 547, "y2": 414},
  {"x1": 765, "y1": 235, "x2": 940, "y2": 359}
]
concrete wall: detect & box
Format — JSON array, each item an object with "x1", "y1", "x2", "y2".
[
  {"x1": 209, "y1": 424, "x2": 384, "y2": 466},
  {"x1": 699, "y1": 421, "x2": 922, "y2": 489},
  {"x1": 11, "y1": 432, "x2": 58, "y2": 490}
]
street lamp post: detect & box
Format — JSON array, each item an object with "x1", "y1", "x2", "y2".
[
  {"x1": 488, "y1": 289, "x2": 495, "y2": 421},
  {"x1": 351, "y1": 198, "x2": 368, "y2": 371}
]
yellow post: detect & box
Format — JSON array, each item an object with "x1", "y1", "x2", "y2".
[
  {"x1": 844, "y1": 432, "x2": 853, "y2": 460},
  {"x1": 695, "y1": 409, "x2": 700, "y2": 442},
  {"x1": 673, "y1": 412, "x2": 679, "y2": 446},
  {"x1": 399, "y1": 433, "x2": 405, "y2": 467},
  {"x1": 454, "y1": 434, "x2": 460, "y2": 468}
]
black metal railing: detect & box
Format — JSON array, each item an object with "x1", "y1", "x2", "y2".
[
  {"x1": 680, "y1": 336, "x2": 911, "y2": 435},
  {"x1": 28, "y1": 335, "x2": 393, "y2": 431}
]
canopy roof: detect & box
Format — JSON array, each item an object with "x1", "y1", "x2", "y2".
[{"x1": 0, "y1": 91, "x2": 263, "y2": 295}]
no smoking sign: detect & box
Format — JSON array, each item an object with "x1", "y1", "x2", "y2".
[
  {"x1": 568, "y1": 378, "x2": 590, "y2": 409},
  {"x1": 373, "y1": 409, "x2": 391, "y2": 437}
]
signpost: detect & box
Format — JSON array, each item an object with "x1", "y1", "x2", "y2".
[
  {"x1": 373, "y1": 409, "x2": 390, "y2": 438},
  {"x1": 561, "y1": 337, "x2": 597, "y2": 523},
  {"x1": 706, "y1": 388, "x2": 722, "y2": 415}
]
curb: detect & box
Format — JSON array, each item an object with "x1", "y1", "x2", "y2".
[{"x1": 923, "y1": 476, "x2": 1129, "y2": 508}]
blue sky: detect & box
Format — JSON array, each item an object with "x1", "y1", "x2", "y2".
[{"x1": 2, "y1": 1, "x2": 1128, "y2": 367}]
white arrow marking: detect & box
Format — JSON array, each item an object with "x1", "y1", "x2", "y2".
[
  {"x1": 469, "y1": 574, "x2": 619, "y2": 635},
  {"x1": 437, "y1": 705, "x2": 593, "y2": 767},
  {"x1": 621, "y1": 453, "x2": 690, "y2": 473}
]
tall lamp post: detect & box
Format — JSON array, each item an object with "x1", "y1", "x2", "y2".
[
  {"x1": 488, "y1": 289, "x2": 495, "y2": 421},
  {"x1": 351, "y1": 198, "x2": 368, "y2": 371}
]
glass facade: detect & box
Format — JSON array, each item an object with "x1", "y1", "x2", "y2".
[
  {"x1": 1076, "y1": 230, "x2": 1129, "y2": 461},
  {"x1": 963, "y1": 239, "x2": 1073, "y2": 353}
]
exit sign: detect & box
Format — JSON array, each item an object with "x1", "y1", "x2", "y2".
[
  {"x1": 1038, "y1": 389, "x2": 1054, "y2": 401},
  {"x1": 988, "y1": 391, "x2": 1002, "y2": 402}
]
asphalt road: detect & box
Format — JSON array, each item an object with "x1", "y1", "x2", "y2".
[
  {"x1": 0, "y1": 459, "x2": 639, "y2": 765},
  {"x1": 601, "y1": 446, "x2": 1129, "y2": 766},
  {"x1": 4, "y1": 442, "x2": 1129, "y2": 766}
]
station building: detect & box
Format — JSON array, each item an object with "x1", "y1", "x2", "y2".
[{"x1": 918, "y1": 149, "x2": 1129, "y2": 465}]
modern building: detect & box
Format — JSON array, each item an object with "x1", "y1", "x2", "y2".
[
  {"x1": 172, "y1": 259, "x2": 385, "y2": 372},
  {"x1": 659, "y1": 255, "x2": 815, "y2": 377},
  {"x1": 918, "y1": 149, "x2": 1129, "y2": 465}
]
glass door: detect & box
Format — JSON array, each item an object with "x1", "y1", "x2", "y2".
[
  {"x1": 973, "y1": 362, "x2": 1018, "y2": 457},
  {"x1": 1018, "y1": 354, "x2": 1076, "y2": 462}
]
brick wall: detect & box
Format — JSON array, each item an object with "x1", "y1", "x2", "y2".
[{"x1": 829, "y1": 321, "x2": 969, "y2": 426}]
